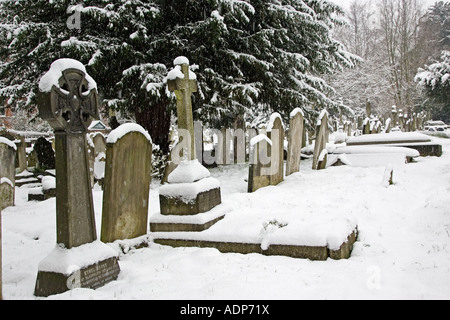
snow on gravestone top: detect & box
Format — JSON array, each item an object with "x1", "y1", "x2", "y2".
[
  {"x1": 39, "y1": 58, "x2": 97, "y2": 93},
  {"x1": 266, "y1": 112, "x2": 285, "y2": 132},
  {"x1": 290, "y1": 108, "x2": 304, "y2": 119},
  {"x1": 0, "y1": 137, "x2": 17, "y2": 151},
  {"x1": 106, "y1": 123, "x2": 152, "y2": 145},
  {"x1": 166, "y1": 56, "x2": 197, "y2": 81},
  {"x1": 167, "y1": 159, "x2": 211, "y2": 184}
]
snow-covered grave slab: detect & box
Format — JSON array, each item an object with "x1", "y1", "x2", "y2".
[
  {"x1": 327, "y1": 145, "x2": 420, "y2": 167},
  {"x1": 152, "y1": 203, "x2": 358, "y2": 261},
  {"x1": 346, "y1": 132, "x2": 442, "y2": 157}
]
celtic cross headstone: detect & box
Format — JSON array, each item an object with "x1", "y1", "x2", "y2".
[{"x1": 34, "y1": 59, "x2": 119, "y2": 297}]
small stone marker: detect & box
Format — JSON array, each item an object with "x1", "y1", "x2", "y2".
[
  {"x1": 267, "y1": 113, "x2": 285, "y2": 186},
  {"x1": 0, "y1": 137, "x2": 16, "y2": 210},
  {"x1": 312, "y1": 110, "x2": 329, "y2": 170},
  {"x1": 35, "y1": 58, "x2": 119, "y2": 297},
  {"x1": 101, "y1": 123, "x2": 152, "y2": 243},
  {"x1": 286, "y1": 108, "x2": 304, "y2": 176}
]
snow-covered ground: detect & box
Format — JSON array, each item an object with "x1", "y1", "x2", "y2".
[{"x1": 2, "y1": 137, "x2": 450, "y2": 300}]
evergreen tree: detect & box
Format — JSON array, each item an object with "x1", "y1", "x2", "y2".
[
  {"x1": 415, "y1": 50, "x2": 450, "y2": 122},
  {"x1": 1, "y1": 0, "x2": 357, "y2": 146}
]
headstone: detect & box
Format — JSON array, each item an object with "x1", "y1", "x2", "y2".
[
  {"x1": 101, "y1": 124, "x2": 152, "y2": 243},
  {"x1": 267, "y1": 113, "x2": 285, "y2": 186},
  {"x1": 34, "y1": 58, "x2": 119, "y2": 297},
  {"x1": 286, "y1": 108, "x2": 304, "y2": 177},
  {"x1": 16, "y1": 136, "x2": 27, "y2": 173},
  {"x1": 362, "y1": 118, "x2": 371, "y2": 135},
  {"x1": 0, "y1": 137, "x2": 16, "y2": 210},
  {"x1": 153, "y1": 57, "x2": 223, "y2": 233},
  {"x1": 233, "y1": 114, "x2": 246, "y2": 164},
  {"x1": 312, "y1": 110, "x2": 329, "y2": 170},
  {"x1": 217, "y1": 127, "x2": 232, "y2": 165},
  {"x1": 34, "y1": 137, "x2": 55, "y2": 171},
  {"x1": 248, "y1": 134, "x2": 272, "y2": 193}
]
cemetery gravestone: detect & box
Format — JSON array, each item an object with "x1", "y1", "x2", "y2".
[
  {"x1": 17, "y1": 136, "x2": 27, "y2": 173},
  {"x1": 267, "y1": 113, "x2": 285, "y2": 186},
  {"x1": 34, "y1": 137, "x2": 55, "y2": 171},
  {"x1": 286, "y1": 108, "x2": 304, "y2": 176},
  {"x1": 152, "y1": 57, "x2": 223, "y2": 232},
  {"x1": 248, "y1": 134, "x2": 272, "y2": 193},
  {"x1": 0, "y1": 137, "x2": 16, "y2": 210},
  {"x1": 101, "y1": 124, "x2": 152, "y2": 243},
  {"x1": 312, "y1": 110, "x2": 329, "y2": 170},
  {"x1": 35, "y1": 58, "x2": 119, "y2": 297}
]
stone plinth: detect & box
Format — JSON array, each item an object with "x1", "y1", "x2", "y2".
[{"x1": 156, "y1": 160, "x2": 223, "y2": 232}]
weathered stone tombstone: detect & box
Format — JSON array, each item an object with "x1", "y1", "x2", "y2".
[
  {"x1": 286, "y1": 108, "x2": 304, "y2": 177},
  {"x1": 233, "y1": 114, "x2": 246, "y2": 165},
  {"x1": 312, "y1": 110, "x2": 329, "y2": 170},
  {"x1": 152, "y1": 57, "x2": 223, "y2": 232},
  {"x1": 34, "y1": 137, "x2": 55, "y2": 171},
  {"x1": 362, "y1": 118, "x2": 371, "y2": 135},
  {"x1": 34, "y1": 58, "x2": 120, "y2": 297},
  {"x1": 0, "y1": 137, "x2": 16, "y2": 210},
  {"x1": 101, "y1": 123, "x2": 152, "y2": 243},
  {"x1": 248, "y1": 134, "x2": 272, "y2": 193},
  {"x1": 267, "y1": 113, "x2": 285, "y2": 186},
  {"x1": 16, "y1": 136, "x2": 27, "y2": 173}
]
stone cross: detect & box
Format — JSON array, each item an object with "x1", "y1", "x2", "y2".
[
  {"x1": 35, "y1": 59, "x2": 120, "y2": 297},
  {"x1": 167, "y1": 57, "x2": 198, "y2": 161},
  {"x1": 38, "y1": 65, "x2": 98, "y2": 249}
]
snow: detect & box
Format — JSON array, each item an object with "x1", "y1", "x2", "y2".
[
  {"x1": 106, "y1": 123, "x2": 152, "y2": 144},
  {"x1": 41, "y1": 176, "x2": 56, "y2": 191},
  {"x1": 159, "y1": 177, "x2": 221, "y2": 204},
  {"x1": 290, "y1": 107, "x2": 304, "y2": 119},
  {"x1": 332, "y1": 146, "x2": 420, "y2": 158},
  {"x1": 2, "y1": 138, "x2": 450, "y2": 300},
  {"x1": 0, "y1": 177, "x2": 13, "y2": 187},
  {"x1": 346, "y1": 132, "x2": 432, "y2": 145},
  {"x1": 39, "y1": 58, "x2": 97, "y2": 93},
  {"x1": 37, "y1": 241, "x2": 118, "y2": 276},
  {"x1": 173, "y1": 56, "x2": 190, "y2": 66},
  {"x1": 266, "y1": 112, "x2": 284, "y2": 132},
  {"x1": 0, "y1": 137, "x2": 17, "y2": 150},
  {"x1": 167, "y1": 160, "x2": 211, "y2": 184}
]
